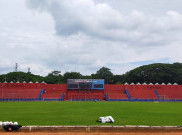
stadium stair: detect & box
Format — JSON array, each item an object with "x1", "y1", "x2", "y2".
[
  {"x1": 125, "y1": 90, "x2": 131, "y2": 100},
  {"x1": 154, "y1": 90, "x2": 162, "y2": 100},
  {"x1": 106, "y1": 93, "x2": 109, "y2": 101},
  {"x1": 39, "y1": 89, "x2": 45, "y2": 99},
  {"x1": 60, "y1": 93, "x2": 65, "y2": 101}
]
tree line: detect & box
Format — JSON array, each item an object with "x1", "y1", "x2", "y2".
[{"x1": 0, "y1": 63, "x2": 182, "y2": 84}]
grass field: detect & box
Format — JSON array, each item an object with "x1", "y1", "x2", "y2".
[{"x1": 0, "y1": 101, "x2": 182, "y2": 126}]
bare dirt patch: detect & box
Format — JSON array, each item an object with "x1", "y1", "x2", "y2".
[{"x1": 1, "y1": 132, "x2": 182, "y2": 135}]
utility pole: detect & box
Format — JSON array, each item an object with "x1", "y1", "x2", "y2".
[
  {"x1": 15, "y1": 63, "x2": 18, "y2": 72},
  {"x1": 28, "y1": 67, "x2": 31, "y2": 73}
]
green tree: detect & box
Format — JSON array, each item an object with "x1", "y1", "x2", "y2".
[
  {"x1": 121, "y1": 63, "x2": 182, "y2": 84},
  {"x1": 0, "y1": 72, "x2": 45, "y2": 83},
  {"x1": 112, "y1": 75, "x2": 124, "y2": 84},
  {"x1": 0, "y1": 62, "x2": 182, "y2": 84},
  {"x1": 96, "y1": 67, "x2": 113, "y2": 84},
  {"x1": 45, "y1": 71, "x2": 62, "y2": 84},
  {"x1": 62, "y1": 72, "x2": 82, "y2": 83}
]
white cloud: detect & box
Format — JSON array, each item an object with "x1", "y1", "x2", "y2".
[
  {"x1": 0, "y1": 0, "x2": 182, "y2": 76},
  {"x1": 27, "y1": 0, "x2": 182, "y2": 46}
]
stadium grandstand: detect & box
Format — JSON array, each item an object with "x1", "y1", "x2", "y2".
[{"x1": 0, "y1": 79, "x2": 182, "y2": 102}]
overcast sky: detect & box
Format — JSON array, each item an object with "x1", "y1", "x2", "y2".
[{"x1": 0, "y1": 0, "x2": 182, "y2": 76}]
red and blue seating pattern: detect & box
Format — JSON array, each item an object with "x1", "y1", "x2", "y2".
[
  {"x1": 42, "y1": 84, "x2": 66, "y2": 100},
  {"x1": 66, "y1": 89, "x2": 104, "y2": 101},
  {"x1": 0, "y1": 83, "x2": 182, "y2": 101},
  {"x1": 0, "y1": 83, "x2": 43, "y2": 100},
  {"x1": 105, "y1": 84, "x2": 128, "y2": 100},
  {"x1": 125, "y1": 85, "x2": 158, "y2": 100}
]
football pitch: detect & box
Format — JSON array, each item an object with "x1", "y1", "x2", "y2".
[{"x1": 0, "y1": 101, "x2": 182, "y2": 126}]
